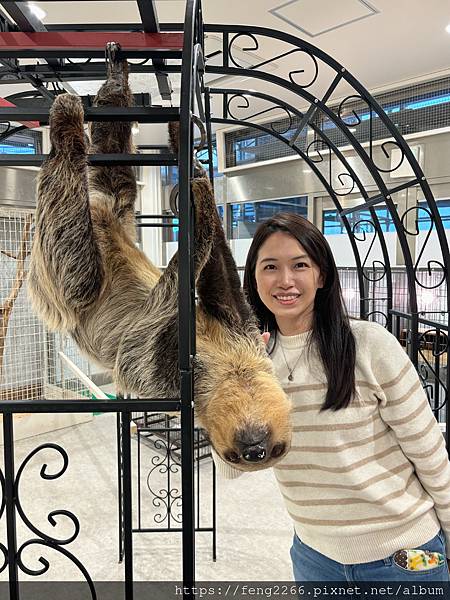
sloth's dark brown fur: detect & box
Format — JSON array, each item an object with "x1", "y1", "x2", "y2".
[{"x1": 28, "y1": 58, "x2": 292, "y2": 470}]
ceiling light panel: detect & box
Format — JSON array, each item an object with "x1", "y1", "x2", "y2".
[{"x1": 270, "y1": 0, "x2": 379, "y2": 37}]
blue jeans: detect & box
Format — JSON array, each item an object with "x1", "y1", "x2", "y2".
[{"x1": 290, "y1": 529, "x2": 450, "y2": 582}]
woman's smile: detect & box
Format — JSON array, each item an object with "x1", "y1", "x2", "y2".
[{"x1": 272, "y1": 292, "x2": 301, "y2": 306}]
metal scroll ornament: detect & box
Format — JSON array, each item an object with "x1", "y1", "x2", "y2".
[
  {"x1": 12, "y1": 444, "x2": 96, "y2": 598},
  {"x1": 228, "y1": 33, "x2": 319, "y2": 88},
  {"x1": 146, "y1": 438, "x2": 182, "y2": 525},
  {"x1": 401, "y1": 205, "x2": 446, "y2": 290}
]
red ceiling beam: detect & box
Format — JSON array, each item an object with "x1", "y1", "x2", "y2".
[{"x1": 0, "y1": 31, "x2": 184, "y2": 58}]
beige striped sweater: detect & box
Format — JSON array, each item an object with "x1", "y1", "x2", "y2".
[{"x1": 213, "y1": 319, "x2": 450, "y2": 564}]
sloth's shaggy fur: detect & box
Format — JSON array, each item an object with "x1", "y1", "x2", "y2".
[{"x1": 28, "y1": 58, "x2": 292, "y2": 470}]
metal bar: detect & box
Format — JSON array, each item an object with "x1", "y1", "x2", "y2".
[
  {"x1": 136, "y1": 214, "x2": 177, "y2": 218},
  {"x1": 204, "y1": 88, "x2": 215, "y2": 190},
  {"x1": 212, "y1": 459, "x2": 217, "y2": 561},
  {"x1": 0, "y1": 64, "x2": 182, "y2": 84},
  {"x1": 289, "y1": 103, "x2": 316, "y2": 147},
  {"x1": 340, "y1": 179, "x2": 421, "y2": 217},
  {"x1": 179, "y1": 0, "x2": 197, "y2": 593},
  {"x1": 0, "y1": 106, "x2": 179, "y2": 123},
  {"x1": 3, "y1": 413, "x2": 19, "y2": 600},
  {"x1": 0, "y1": 31, "x2": 183, "y2": 58},
  {"x1": 44, "y1": 22, "x2": 183, "y2": 32},
  {"x1": 137, "y1": 430, "x2": 141, "y2": 530},
  {"x1": 0, "y1": 154, "x2": 177, "y2": 167},
  {"x1": 121, "y1": 410, "x2": 133, "y2": 600},
  {"x1": 137, "y1": 223, "x2": 174, "y2": 228},
  {"x1": 117, "y1": 411, "x2": 124, "y2": 563},
  {"x1": 132, "y1": 527, "x2": 214, "y2": 533},
  {"x1": 167, "y1": 419, "x2": 171, "y2": 530},
  {"x1": 0, "y1": 400, "x2": 181, "y2": 413},
  {"x1": 136, "y1": 0, "x2": 159, "y2": 31},
  {"x1": 136, "y1": 0, "x2": 173, "y2": 100}
]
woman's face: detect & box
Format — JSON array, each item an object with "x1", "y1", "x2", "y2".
[{"x1": 254, "y1": 231, "x2": 323, "y2": 335}]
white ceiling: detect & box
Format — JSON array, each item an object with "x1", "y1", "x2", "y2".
[{"x1": 1, "y1": 0, "x2": 450, "y2": 144}]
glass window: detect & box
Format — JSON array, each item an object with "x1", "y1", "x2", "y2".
[
  {"x1": 161, "y1": 136, "x2": 220, "y2": 187},
  {"x1": 0, "y1": 126, "x2": 42, "y2": 155},
  {"x1": 229, "y1": 196, "x2": 308, "y2": 240},
  {"x1": 322, "y1": 205, "x2": 396, "y2": 235},
  {"x1": 163, "y1": 204, "x2": 225, "y2": 243},
  {"x1": 416, "y1": 200, "x2": 450, "y2": 230}
]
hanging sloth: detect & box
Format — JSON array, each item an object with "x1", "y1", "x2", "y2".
[{"x1": 28, "y1": 46, "x2": 292, "y2": 471}]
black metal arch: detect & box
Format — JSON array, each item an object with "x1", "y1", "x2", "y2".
[
  {"x1": 207, "y1": 86, "x2": 393, "y2": 327},
  {"x1": 200, "y1": 24, "x2": 449, "y2": 436}
]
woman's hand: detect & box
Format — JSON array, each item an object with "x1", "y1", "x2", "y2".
[{"x1": 262, "y1": 332, "x2": 270, "y2": 346}]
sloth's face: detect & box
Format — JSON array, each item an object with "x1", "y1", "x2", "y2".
[{"x1": 196, "y1": 367, "x2": 292, "y2": 472}]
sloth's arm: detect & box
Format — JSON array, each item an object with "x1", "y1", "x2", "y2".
[
  {"x1": 115, "y1": 178, "x2": 218, "y2": 396},
  {"x1": 29, "y1": 94, "x2": 104, "y2": 320},
  {"x1": 196, "y1": 211, "x2": 253, "y2": 329},
  {"x1": 88, "y1": 56, "x2": 137, "y2": 222}
]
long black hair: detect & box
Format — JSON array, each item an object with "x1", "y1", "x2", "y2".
[{"x1": 243, "y1": 212, "x2": 356, "y2": 411}]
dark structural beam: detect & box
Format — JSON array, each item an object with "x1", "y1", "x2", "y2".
[
  {"x1": 0, "y1": 105, "x2": 179, "y2": 123},
  {"x1": 0, "y1": 153, "x2": 178, "y2": 167},
  {"x1": 136, "y1": 0, "x2": 173, "y2": 101}
]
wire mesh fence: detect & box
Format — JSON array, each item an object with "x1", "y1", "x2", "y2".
[{"x1": 0, "y1": 206, "x2": 94, "y2": 405}]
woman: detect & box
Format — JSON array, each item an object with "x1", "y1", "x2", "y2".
[{"x1": 214, "y1": 212, "x2": 450, "y2": 583}]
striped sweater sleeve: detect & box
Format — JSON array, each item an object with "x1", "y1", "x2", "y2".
[{"x1": 373, "y1": 326, "x2": 450, "y2": 557}]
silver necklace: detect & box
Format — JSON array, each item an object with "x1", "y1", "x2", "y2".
[{"x1": 280, "y1": 343, "x2": 305, "y2": 382}]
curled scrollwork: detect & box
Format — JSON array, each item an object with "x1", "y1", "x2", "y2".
[
  {"x1": 334, "y1": 172, "x2": 356, "y2": 197},
  {"x1": 0, "y1": 471, "x2": 9, "y2": 573},
  {"x1": 352, "y1": 218, "x2": 387, "y2": 283},
  {"x1": 228, "y1": 34, "x2": 318, "y2": 88},
  {"x1": 226, "y1": 94, "x2": 293, "y2": 134},
  {"x1": 337, "y1": 96, "x2": 406, "y2": 174},
  {"x1": 337, "y1": 95, "x2": 364, "y2": 127},
  {"x1": 417, "y1": 329, "x2": 448, "y2": 411},
  {"x1": 287, "y1": 49, "x2": 319, "y2": 88},
  {"x1": 306, "y1": 138, "x2": 356, "y2": 197},
  {"x1": 2, "y1": 443, "x2": 96, "y2": 593},
  {"x1": 228, "y1": 32, "x2": 259, "y2": 68},
  {"x1": 306, "y1": 138, "x2": 328, "y2": 163},
  {"x1": 14, "y1": 444, "x2": 80, "y2": 546},
  {"x1": 375, "y1": 140, "x2": 405, "y2": 173},
  {"x1": 401, "y1": 206, "x2": 446, "y2": 290},
  {"x1": 17, "y1": 539, "x2": 96, "y2": 598},
  {"x1": 0, "y1": 543, "x2": 7, "y2": 574},
  {"x1": 352, "y1": 219, "x2": 387, "y2": 283},
  {"x1": 401, "y1": 205, "x2": 431, "y2": 237},
  {"x1": 146, "y1": 438, "x2": 182, "y2": 524}
]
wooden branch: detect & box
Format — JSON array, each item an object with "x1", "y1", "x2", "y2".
[{"x1": 0, "y1": 214, "x2": 33, "y2": 380}]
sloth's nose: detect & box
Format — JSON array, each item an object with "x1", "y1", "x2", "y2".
[
  {"x1": 242, "y1": 444, "x2": 267, "y2": 463},
  {"x1": 235, "y1": 425, "x2": 270, "y2": 463}
]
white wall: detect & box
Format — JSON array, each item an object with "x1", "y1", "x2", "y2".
[
  {"x1": 326, "y1": 231, "x2": 398, "y2": 268},
  {"x1": 140, "y1": 166, "x2": 163, "y2": 267}
]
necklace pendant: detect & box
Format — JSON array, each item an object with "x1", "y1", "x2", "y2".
[{"x1": 288, "y1": 373, "x2": 294, "y2": 382}]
